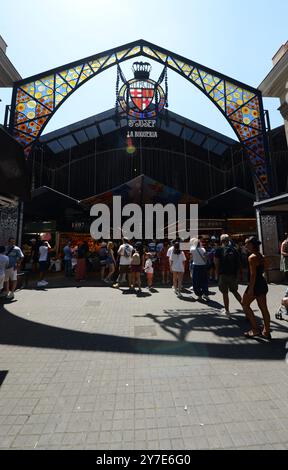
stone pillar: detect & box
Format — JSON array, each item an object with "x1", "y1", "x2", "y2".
[
  {"x1": 0, "y1": 204, "x2": 19, "y2": 245},
  {"x1": 261, "y1": 214, "x2": 283, "y2": 283}
]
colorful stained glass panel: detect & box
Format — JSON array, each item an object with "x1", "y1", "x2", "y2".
[{"x1": 10, "y1": 41, "x2": 270, "y2": 198}]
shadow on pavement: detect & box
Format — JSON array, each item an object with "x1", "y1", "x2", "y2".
[
  {"x1": 178, "y1": 296, "x2": 223, "y2": 310},
  {"x1": 0, "y1": 370, "x2": 8, "y2": 387},
  {"x1": 0, "y1": 304, "x2": 287, "y2": 361}
]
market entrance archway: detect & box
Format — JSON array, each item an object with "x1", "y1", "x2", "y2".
[{"x1": 9, "y1": 39, "x2": 271, "y2": 200}]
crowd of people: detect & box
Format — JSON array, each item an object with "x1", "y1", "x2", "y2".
[{"x1": 1, "y1": 233, "x2": 288, "y2": 341}]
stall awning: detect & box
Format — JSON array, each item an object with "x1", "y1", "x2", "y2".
[
  {"x1": 25, "y1": 186, "x2": 81, "y2": 218},
  {"x1": 80, "y1": 174, "x2": 201, "y2": 209},
  {"x1": 254, "y1": 193, "x2": 288, "y2": 213},
  {"x1": 201, "y1": 187, "x2": 256, "y2": 217}
]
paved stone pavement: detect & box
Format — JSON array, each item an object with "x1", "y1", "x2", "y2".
[{"x1": 0, "y1": 279, "x2": 288, "y2": 450}]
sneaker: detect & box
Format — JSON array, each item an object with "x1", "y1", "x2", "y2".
[
  {"x1": 202, "y1": 295, "x2": 210, "y2": 302},
  {"x1": 37, "y1": 281, "x2": 47, "y2": 287},
  {"x1": 221, "y1": 308, "x2": 231, "y2": 316},
  {"x1": 112, "y1": 283, "x2": 119, "y2": 289},
  {"x1": 7, "y1": 292, "x2": 15, "y2": 300},
  {"x1": 188, "y1": 286, "x2": 194, "y2": 292},
  {"x1": 42, "y1": 280, "x2": 49, "y2": 285}
]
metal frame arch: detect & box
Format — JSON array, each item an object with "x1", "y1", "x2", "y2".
[{"x1": 9, "y1": 39, "x2": 271, "y2": 200}]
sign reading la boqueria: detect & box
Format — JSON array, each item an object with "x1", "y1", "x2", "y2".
[
  {"x1": 116, "y1": 61, "x2": 168, "y2": 138},
  {"x1": 127, "y1": 119, "x2": 158, "y2": 138}
]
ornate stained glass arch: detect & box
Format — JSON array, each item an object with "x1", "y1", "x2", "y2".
[{"x1": 9, "y1": 39, "x2": 270, "y2": 199}]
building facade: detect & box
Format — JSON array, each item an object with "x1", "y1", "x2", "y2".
[{"x1": 259, "y1": 41, "x2": 288, "y2": 145}]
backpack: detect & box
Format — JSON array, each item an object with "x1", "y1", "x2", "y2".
[
  {"x1": 221, "y1": 246, "x2": 240, "y2": 275},
  {"x1": 132, "y1": 252, "x2": 140, "y2": 265},
  {"x1": 99, "y1": 247, "x2": 108, "y2": 265},
  {"x1": 123, "y1": 244, "x2": 131, "y2": 258},
  {"x1": 99, "y1": 247, "x2": 108, "y2": 259}
]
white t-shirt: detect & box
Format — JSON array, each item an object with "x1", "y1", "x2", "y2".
[
  {"x1": 144, "y1": 259, "x2": 153, "y2": 274},
  {"x1": 190, "y1": 246, "x2": 207, "y2": 266},
  {"x1": 0, "y1": 254, "x2": 9, "y2": 276},
  {"x1": 118, "y1": 243, "x2": 133, "y2": 265},
  {"x1": 169, "y1": 251, "x2": 186, "y2": 272},
  {"x1": 167, "y1": 246, "x2": 174, "y2": 258},
  {"x1": 39, "y1": 245, "x2": 49, "y2": 262}
]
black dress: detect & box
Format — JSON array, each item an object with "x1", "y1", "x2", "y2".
[{"x1": 246, "y1": 255, "x2": 268, "y2": 297}]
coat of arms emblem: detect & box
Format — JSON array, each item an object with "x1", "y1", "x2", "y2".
[{"x1": 117, "y1": 62, "x2": 168, "y2": 119}]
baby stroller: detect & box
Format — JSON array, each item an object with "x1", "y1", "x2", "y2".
[{"x1": 275, "y1": 288, "x2": 288, "y2": 321}]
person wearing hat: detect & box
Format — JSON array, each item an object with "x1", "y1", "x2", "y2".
[
  {"x1": 214, "y1": 234, "x2": 242, "y2": 316},
  {"x1": 242, "y1": 237, "x2": 271, "y2": 340}
]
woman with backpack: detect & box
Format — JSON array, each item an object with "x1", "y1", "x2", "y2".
[{"x1": 214, "y1": 234, "x2": 242, "y2": 316}]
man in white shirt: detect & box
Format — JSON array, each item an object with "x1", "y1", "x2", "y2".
[
  {"x1": 113, "y1": 237, "x2": 133, "y2": 289},
  {"x1": 4, "y1": 237, "x2": 24, "y2": 300},
  {"x1": 166, "y1": 241, "x2": 175, "y2": 260},
  {"x1": 190, "y1": 239, "x2": 210, "y2": 301},
  {"x1": 37, "y1": 241, "x2": 50, "y2": 287}
]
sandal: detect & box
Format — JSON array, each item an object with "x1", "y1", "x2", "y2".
[
  {"x1": 261, "y1": 332, "x2": 272, "y2": 341},
  {"x1": 244, "y1": 330, "x2": 261, "y2": 338}
]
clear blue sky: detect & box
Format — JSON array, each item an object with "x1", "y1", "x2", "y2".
[{"x1": 0, "y1": 0, "x2": 287, "y2": 139}]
